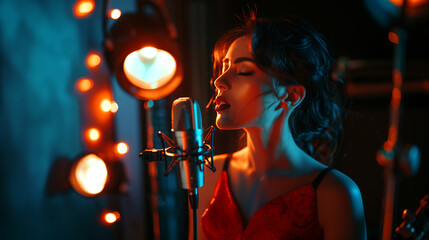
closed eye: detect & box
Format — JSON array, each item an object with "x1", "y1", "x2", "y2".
[{"x1": 238, "y1": 71, "x2": 254, "y2": 76}]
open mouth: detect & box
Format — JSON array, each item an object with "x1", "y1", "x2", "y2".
[{"x1": 215, "y1": 96, "x2": 231, "y2": 112}]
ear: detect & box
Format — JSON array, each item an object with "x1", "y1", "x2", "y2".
[
  {"x1": 286, "y1": 85, "x2": 305, "y2": 106},
  {"x1": 278, "y1": 85, "x2": 306, "y2": 110}
]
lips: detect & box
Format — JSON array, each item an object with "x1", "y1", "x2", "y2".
[{"x1": 215, "y1": 96, "x2": 231, "y2": 112}]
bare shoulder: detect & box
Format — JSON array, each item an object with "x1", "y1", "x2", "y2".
[
  {"x1": 318, "y1": 169, "x2": 362, "y2": 201},
  {"x1": 317, "y1": 169, "x2": 367, "y2": 240}
]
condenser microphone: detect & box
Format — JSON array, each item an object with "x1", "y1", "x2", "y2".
[{"x1": 171, "y1": 97, "x2": 204, "y2": 209}]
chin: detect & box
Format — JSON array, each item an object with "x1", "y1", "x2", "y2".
[
  {"x1": 216, "y1": 119, "x2": 236, "y2": 130},
  {"x1": 215, "y1": 118, "x2": 246, "y2": 130},
  {"x1": 215, "y1": 122, "x2": 233, "y2": 130}
]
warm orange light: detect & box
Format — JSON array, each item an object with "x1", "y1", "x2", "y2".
[
  {"x1": 103, "y1": 211, "x2": 120, "y2": 224},
  {"x1": 389, "y1": 0, "x2": 429, "y2": 7},
  {"x1": 110, "y1": 9, "x2": 121, "y2": 20},
  {"x1": 388, "y1": 32, "x2": 399, "y2": 44},
  {"x1": 77, "y1": 78, "x2": 93, "y2": 92},
  {"x1": 384, "y1": 126, "x2": 398, "y2": 151},
  {"x1": 116, "y1": 142, "x2": 129, "y2": 155},
  {"x1": 69, "y1": 154, "x2": 108, "y2": 196},
  {"x1": 101, "y1": 99, "x2": 112, "y2": 112},
  {"x1": 86, "y1": 53, "x2": 101, "y2": 69},
  {"x1": 392, "y1": 87, "x2": 401, "y2": 99},
  {"x1": 87, "y1": 128, "x2": 100, "y2": 141},
  {"x1": 74, "y1": 0, "x2": 95, "y2": 18},
  {"x1": 392, "y1": 87, "x2": 402, "y2": 108},
  {"x1": 100, "y1": 100, "x2": 118, "y2": 113},
  {"x1": 393, "y1": 69, "x2": 403, "y2": 85},
  {"x1": 123, "y1": 47, "x2": 177, "y2": 90},
  {"x1": 110, "y1": 102, "x2": 119, "y2": 113}
]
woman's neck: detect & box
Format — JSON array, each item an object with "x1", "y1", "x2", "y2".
[{"x1": 241, "y1": 111, "x2": 313, "y2": 176}]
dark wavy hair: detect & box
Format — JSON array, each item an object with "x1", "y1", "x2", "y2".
[{"x1": 209, "y1": 14, "x2": 344, "y2": 165}]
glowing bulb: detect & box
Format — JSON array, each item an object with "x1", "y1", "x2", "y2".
[
  {"x1": 123, "y1": 47, "x2": 177, "y2": 90},
  {"x1": 139, "y1": 47, "x2": 158, "y2": 60},
  {"x1": 103, "y1": 211, "x2": 120, "y2": 224},
  {"x1": 87, "y1": 128, "x2": 100, "y2": 141},
  {"x1": 116, "y1": 142, "x2": 128, "y2": 155},
  {"x1": 77, "y1": 78, "x2": 93, "y2": 92},
  {"x1": 110, "y1": 102, "x2": 119, "y2": 113},
  {"x1": 105, "y1": 213, "x2": 117, "y2": 223},
  {"x1": 87, "y1": 53, "x2": 101, "y2": 68},
  {"x1": 74, "y1": 0, "x2": 95, "y2": 18},
  {"x1": 101, "y1": 100, "x2": 112, "y2": 112},
  {"x1": 110, "y1": 9, "x2": 121, "y2": 19},
  {"x1": 71, "y1": 154, "x2": 108, "y2": 196}
]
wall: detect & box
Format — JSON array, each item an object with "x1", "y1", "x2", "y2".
[{"x1": 0, "y1": 0, "x2": 118, "y2": 239}]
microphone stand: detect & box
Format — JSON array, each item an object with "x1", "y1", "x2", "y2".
[
  {"x1": 140, "y1": 126, "x2": 216, "y2": 240},
  {"x1": 377, "y1": 1, "x2": 409, "y2": 239},
  {"x1": 144, "y1": 101, "x2": 161, "y2": 240},
  {"x1": 188, "y1": 189, "x2": 198, "y2": 240}
]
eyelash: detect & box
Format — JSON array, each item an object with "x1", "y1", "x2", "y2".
[{"x1": 238, "y1": 71, "x2": 254, "y2": 76}]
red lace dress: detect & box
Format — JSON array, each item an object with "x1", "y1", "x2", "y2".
[{"x1": 201, "y1": 171, "x2": 324, "y2": 240}]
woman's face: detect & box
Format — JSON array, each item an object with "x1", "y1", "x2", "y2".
[{"x1": 214, "y1": 35, "x2": 277, "y2": 130}]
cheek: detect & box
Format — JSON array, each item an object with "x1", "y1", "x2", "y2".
[
  {"x1": 235, "y1": 82, "x2": 265, "y2": 116},
  {"x1": 216, "y1": 82, "x2": 266, "y2": 129}
]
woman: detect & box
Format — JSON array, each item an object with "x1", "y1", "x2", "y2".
[{"x1": 198, "y1": 14, "x2": 367, "y2": 240}]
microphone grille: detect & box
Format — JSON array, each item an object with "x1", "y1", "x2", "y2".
[{"x1": 171, "y1": 97, "x2": 202, "y2": 131}]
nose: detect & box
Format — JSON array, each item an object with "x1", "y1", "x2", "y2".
[{"x1": 214, "y1": 72, "x2": 230, "y2": 92}]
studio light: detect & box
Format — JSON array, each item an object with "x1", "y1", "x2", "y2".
[
  {"x1": 364, "y1": 0, "x2": 429, "y2": 28},
  {"x1": 104, "y1": 1, "x2": 183, "y2": 100}
]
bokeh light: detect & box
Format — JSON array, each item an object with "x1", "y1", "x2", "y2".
[
  {"x1": 86, "y1": 53, "x2": 101, "y2": 68},
  {"x1": 102, "y1": 211, "x2": 120, "y2": 224},
  {"x1": 110, "y1": 9, "x2": 121, "y2": 20},
  {"x1": 70, "y1": 154, "x2": 108, "y2": 196},
  {"x1": 77, "y1": 78, "x2": 93, "y2": 92},
  {"x1": 73, "y1": 0, "x2": 95, "y2": 18},
  {"x1": 87, "y1": 128, "x2": 100, "y2": 141},
  {"x1": 116, "y1": 142, "x2": 128, "y2": 155}
]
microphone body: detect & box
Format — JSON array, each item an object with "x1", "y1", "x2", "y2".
[{"x1": 171, "y1": 97, "x2": 204, "y2": 190}]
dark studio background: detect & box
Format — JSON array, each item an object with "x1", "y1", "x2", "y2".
[{"x1": 1, "y1": 0, "x2": 428, "y2": 240}]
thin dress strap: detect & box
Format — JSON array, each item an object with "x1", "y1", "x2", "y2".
[
  {"x1": 222, "y1": 153, "x2": 233, "y2": 172},
  {"x1": 312, "y1": 167, "x2": 333, "y2": 188}
]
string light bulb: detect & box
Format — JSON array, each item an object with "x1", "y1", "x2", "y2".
[
  {"x1": 110, "y1": 9, "x2": 121, "y2": 20},
  {"x1": 73, "y1": 0, "x2": 95, "y2": 18},
  {"x1": 77, "y1": 78, "x2": 93, "y2": 92},
  {"x1": 115, "y1": 142, "x2": 129, "y2": 155},
  {"x1": 69, "y1": 154, "x2": 108, "y2": 196},
  {"x1": 86, "y1": 53, "x2": 102, "y2": 69}
]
